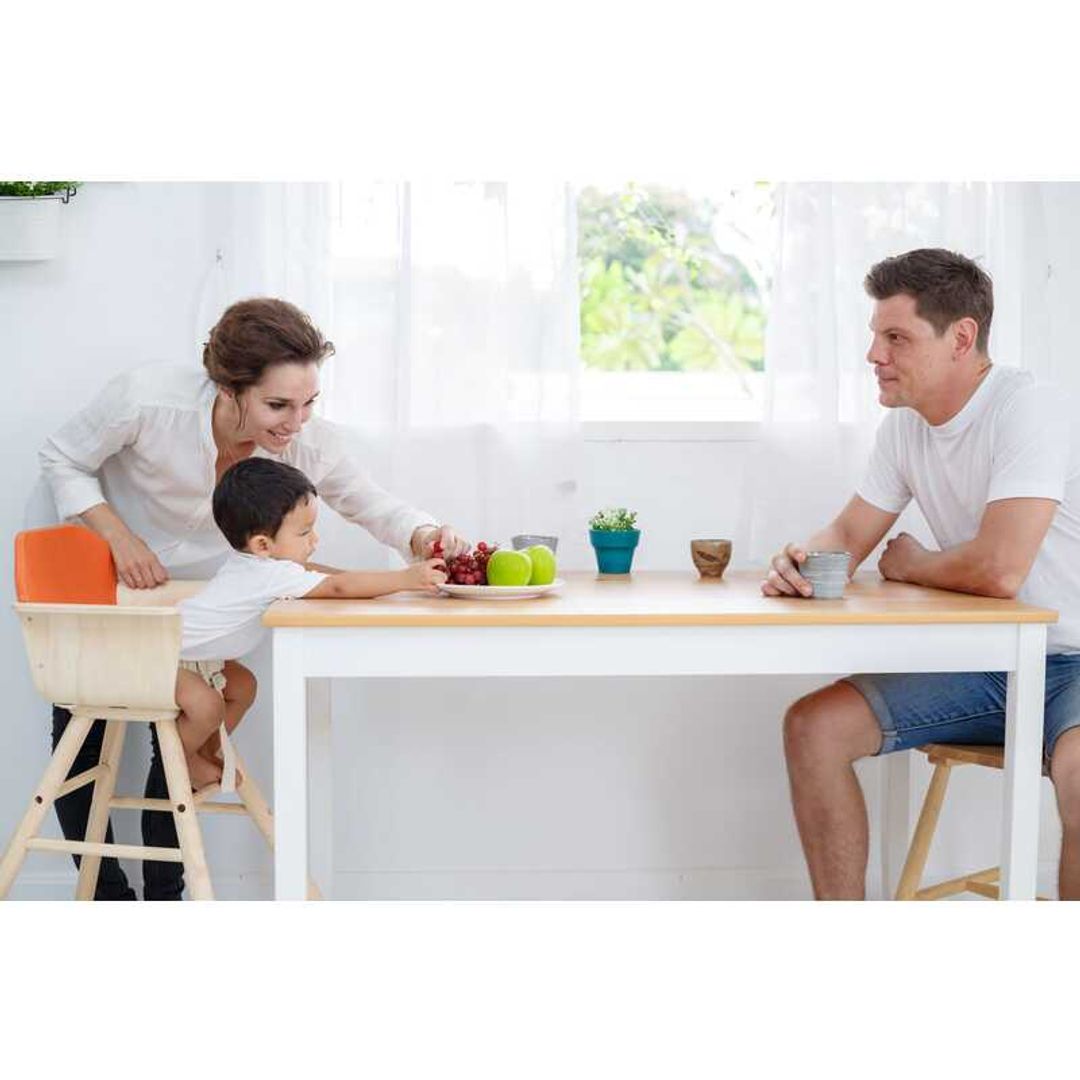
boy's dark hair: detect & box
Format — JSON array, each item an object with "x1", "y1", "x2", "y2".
[
  {"x1": 864, "y1": 248, "x2": 994, "y2": 353},
  {"x1": 213, "y1": 457, "x2": 318, "y2": 551}
]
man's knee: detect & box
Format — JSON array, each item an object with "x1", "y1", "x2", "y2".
[
  {"x1": 1051, "y1": 727, "x2": 1080, "y2": 830},
  {"x1": 783, "y1": 681, "x2": 882, "y2": 767}
]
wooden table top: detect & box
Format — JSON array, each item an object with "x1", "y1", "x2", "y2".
[{"x1": 262, "y1": 570, "x2": 1059, "y2": 629}]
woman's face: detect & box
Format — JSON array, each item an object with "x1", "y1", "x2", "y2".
[{"x1": 232, "y1": 362, "x2": 321, "y2": 452}]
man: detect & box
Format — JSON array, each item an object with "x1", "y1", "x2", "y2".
[{"x1": 763, "y1": 248, "x2": 1080, "y2": 899}]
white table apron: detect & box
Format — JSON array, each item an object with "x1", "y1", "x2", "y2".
[{"x1": 271, "y1": 619, "x2": 1048, "y2": 901}]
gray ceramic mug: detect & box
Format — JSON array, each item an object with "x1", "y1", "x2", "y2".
[
  {"x1": 512, "y1": 534, "x2": 559, "y2": 554},
  {"x1": 799, "y1": 550, "x2": 850, "y2": 599}
]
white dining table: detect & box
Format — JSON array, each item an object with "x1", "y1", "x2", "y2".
[{"x1": 265, "y1": 570, "x2": 1057, "y2": 901}]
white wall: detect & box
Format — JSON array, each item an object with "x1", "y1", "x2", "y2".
[{"x1": 1, "y1": 183, "x2": 1071, "y2": 899}]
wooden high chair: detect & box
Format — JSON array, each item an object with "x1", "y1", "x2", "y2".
[
  {"x1": 0, "y1": 525, "x2": 319, "y2": 901},
  {"x1": 895, "y1": 743, "x2": 1051, "y2": 901}
]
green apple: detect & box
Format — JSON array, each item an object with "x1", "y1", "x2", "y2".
[
  {"x1": 486, "y1": 548, "x2": 532, "y2": 587},
  {"x1": 524, "y1": 544, "x2": 557, "y2": 585}
]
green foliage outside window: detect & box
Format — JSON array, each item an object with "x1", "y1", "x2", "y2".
[
  {"x1": 0, "y1": 181, "x2": 79, "y2": 198},
  {"x1": 578, "y1": 183, "x2": 773, "y2": 375}
]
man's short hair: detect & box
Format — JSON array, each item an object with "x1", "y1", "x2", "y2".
[
  {"x1": 864, "y1": 248, "x2": 994, "y2": 353},
  {"x1": 213, "y1": 457, "x2": 318, "y2": 551}
]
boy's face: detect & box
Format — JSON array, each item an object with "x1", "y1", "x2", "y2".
[{"x1": 249, "y1": 495, "x2": 319, "y2": 564}]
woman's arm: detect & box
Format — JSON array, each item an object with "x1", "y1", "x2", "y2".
[
  {"x1": 40, "y1": 370, "x2": 141, "y2": 521},
  {"x1": 81, "y1": 503, "x2": 168, "y2": 588},
  {"x1": 41, "y1": 370, "x2": 168, "y2": 588},
  {"x1": 304, "y1": 420, "x2": 454, "y2": 561}
]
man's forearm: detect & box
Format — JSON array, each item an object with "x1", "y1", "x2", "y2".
[
  {"x1": 803, "y1": 524, "x2": 863, "y2": 576},
  {"x1": 900, "y1": 540, "x2": 1018, "y2": 598}
]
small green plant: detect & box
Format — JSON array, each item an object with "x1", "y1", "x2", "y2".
[
  {"x1": 589, "y1": 507, "x2": 638, "y2": 532},
  {"x1": 0, "y1": 181, "x2": 79, "y2": 199}
]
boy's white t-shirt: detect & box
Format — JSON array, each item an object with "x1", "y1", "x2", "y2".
[
  {"x1": 857, "y1": 365, "x2": 1080, "y2": 654},
  {"x1": 179, "y1": 552, "x2": 328, "y2": 661}
]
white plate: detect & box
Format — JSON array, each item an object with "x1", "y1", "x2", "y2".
[{"x1": 438, "y1": 579, "x2": 564, "y2": 600}]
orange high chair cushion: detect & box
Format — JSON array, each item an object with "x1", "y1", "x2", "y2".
[{"x1": 14, "y1": 525, "x2": 117, "y2": 605}]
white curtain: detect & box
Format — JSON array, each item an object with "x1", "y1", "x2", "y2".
[
  {"x1": 187, "y1": 180, "x2": 1075, "y2": 574},
  {"x1": 321, "y1": 182, "x2": 584, "y2": 564},
  {"x1": 195, "y1": 182, "x2": 334, "y2": 355},
  {"x1": 741, "y1": 182, "x2": 1054, "y2": 564}
]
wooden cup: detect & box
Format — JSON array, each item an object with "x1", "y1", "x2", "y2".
[{"x1": 690, "y1": 539, "x2": 732, "y2": 579}]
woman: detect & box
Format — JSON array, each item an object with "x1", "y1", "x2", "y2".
[{"x1": 41, "y1": 297, "x2": 468, "y2": 899}]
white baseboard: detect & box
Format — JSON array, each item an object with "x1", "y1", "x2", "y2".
[
  {"x1": 7, "y1": 862, "x2": 1060, "y2": 901},
  {"x1": 329, "y1": 868, "x2": 815, "y2": 900}
]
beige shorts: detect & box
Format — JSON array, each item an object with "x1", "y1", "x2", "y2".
[{"x1": 179, "y1": 659, "x2": 227, "y2": 695}]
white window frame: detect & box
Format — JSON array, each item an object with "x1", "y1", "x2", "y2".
[
  {"x1": 576, "y1": 183, "x2": 773, "y2": 444},
  {"x1": 583, "y1": 419, "x2": 763, "y2": 443}
]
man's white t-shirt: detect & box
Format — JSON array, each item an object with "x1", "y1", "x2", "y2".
[
  {"x1": 178, "y1": 552, "x2": 328, "y2": 661},
  {"x1": 857, "y1": 365, "x2": 1080, "y2": 654}
]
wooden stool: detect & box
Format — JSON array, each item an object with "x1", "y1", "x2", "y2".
[
  {"x1": 0, "y1": 525, "x2": 319, "y2": 901},
  {"x1": 895, "y1": 743, "x2": 1050, "y2": 901}
]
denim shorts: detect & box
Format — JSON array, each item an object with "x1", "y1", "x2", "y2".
[{"x1": 845, "y1": 653, "x2": 1080, "y2": 759}]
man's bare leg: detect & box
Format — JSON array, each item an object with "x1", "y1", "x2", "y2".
[
  {"x1": 783, "y1": 680, "x2": 884, "y2": 899},
  {"x1": 1050, "y1": 727, "x2": 1080, "y2": 900}
]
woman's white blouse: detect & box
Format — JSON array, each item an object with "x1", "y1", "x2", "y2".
[{"x1": 40, "y1": 364, "x2": 436, "y2": 578}]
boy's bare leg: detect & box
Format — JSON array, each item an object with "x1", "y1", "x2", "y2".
[
  {"x1": 196, "y1": 661, "x2": 257, "y2": 785},
  {"x1": 174, "y1": 669, "x2": 226, "y2": 791},
  {"x1": 783, "y1": 680, "x2": 884, "y2": 899}
]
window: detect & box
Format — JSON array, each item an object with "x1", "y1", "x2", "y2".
[{"x1": 578, "y1": 183, "x2": 776, "y2": 425}]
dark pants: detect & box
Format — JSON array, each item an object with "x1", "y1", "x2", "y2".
[{"x1": 51, "y1": 707, "x2": 185, "y2": 900}]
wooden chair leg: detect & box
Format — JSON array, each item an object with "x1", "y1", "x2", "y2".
[
  {"x1": 233, "y1": 751, "x2": 324, "y2": 900},
  {"x1": 0, "y1": 712, "x2": 96, "y2": 900},
  {"x1": 895, "y1": 761, "x2": 953, "y2": 900},
  {"x1": 155, "y1": 718, "x2": 215, "y2": 901},
  {"x1": 75, "y1": 720, "x2": 127, "y2": 901}
]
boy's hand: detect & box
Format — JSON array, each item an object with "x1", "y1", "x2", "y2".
[{"x1": 404, "y1": 557, "x2": 448, "y2": 593}]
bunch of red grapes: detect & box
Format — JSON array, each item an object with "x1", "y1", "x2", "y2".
[{"x1": 433, "y1": 540, "x2": 498, "y2": 585}]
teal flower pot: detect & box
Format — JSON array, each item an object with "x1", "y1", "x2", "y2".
[{"x1": 589, "y1": 529, "x2": 641, "y2": 574}]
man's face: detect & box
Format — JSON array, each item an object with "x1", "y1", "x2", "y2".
[{"x1": 866, "y1": 293, "x2": 954, "y2": 412}]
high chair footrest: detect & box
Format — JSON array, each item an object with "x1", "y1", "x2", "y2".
[
  {"x1": 109, "y1": 796, "x2": 248, "y2": 815},
  {"x1": 26, "y1": 838, "x2": 184, "y2": 862}
]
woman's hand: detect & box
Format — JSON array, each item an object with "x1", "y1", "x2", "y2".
[
  {"x1": 80, "y1": 502, "x2": 169, "y2": 589},
  {"x1": 403, "y1": 557, "x2": 448, "y2": 593},
  {"x1": 411, "y1": 524, "x2": 470, "y2": 560},
  {"x1": 108, "y1": 531, "x2": 169, "y2": 589}
]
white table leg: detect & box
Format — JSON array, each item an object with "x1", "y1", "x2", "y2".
[
  {"x1": 1000, "y1": 623, "x2": 1047, "y2": 900},
  {"x1": 881, "y1": 751, "x2": 915, "y2": 900},
  {"x1": 307, "y1": 678, "x2": 333, "y2": 899},
  {"x1": 273, "y1": 628, "x2": 309, "y2": 900}
]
